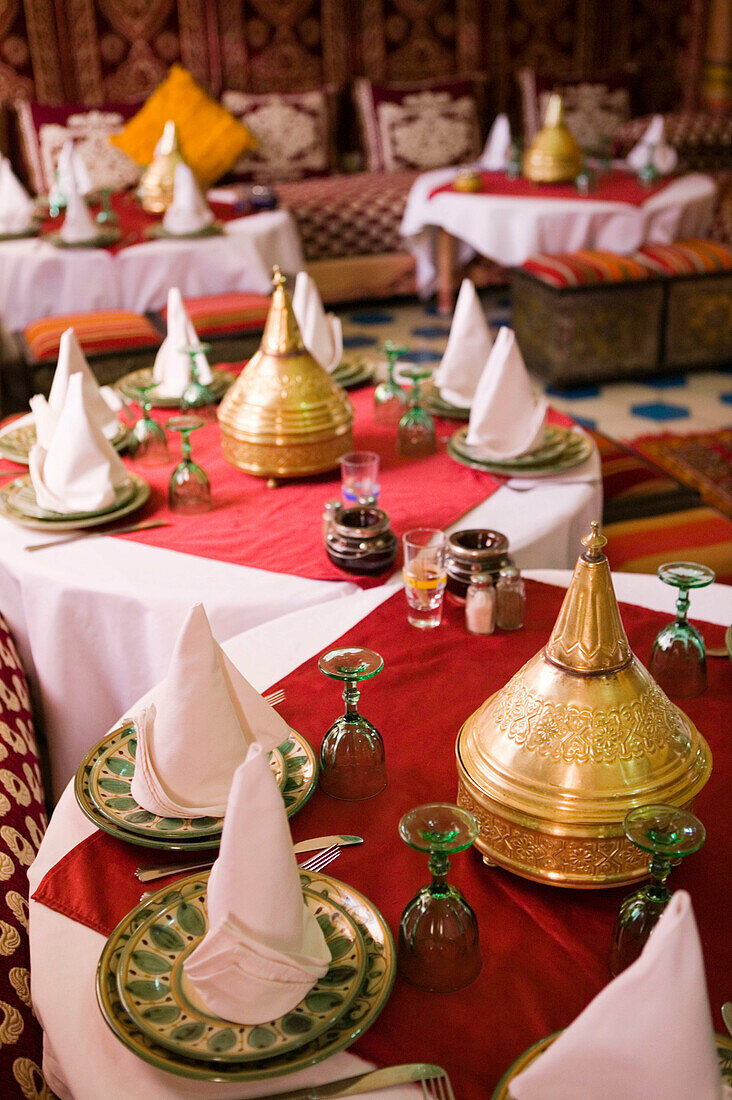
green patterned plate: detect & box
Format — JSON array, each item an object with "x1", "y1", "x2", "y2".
[
  {"x1": 426, "y1": 388, "x2": 471, "y2": 421},
  {"x1": 117, "y1": 876, "x2": 366, "y2": 1062},
  {"x1": 145, "y1": 223, "x2": 225, "y2": 240},
  {"x1": 75, "y1": 725, "x2": 317, "y2": 850},
  {"x1": 116, "y1": 366, "x2": 235, "y2": 408},
  {"x1": 96, "y1": 870, "x2": 395, "y2": 1082},
  {"x1": 3, "y1": 474, "x2": 137, "y2": 521},
  {"x1": 0, "y1": 226, "x2": 39, "y2": 241},
  {"x1": 490, "y1": 1030, "x2": 732, "y2": 1099},
  {"x1": 450, "y1": 424, "x2": 569, "y2": 468},
  {"x1": 448, "y1": 425, "x2": 593, "y2": 478},
  {"x1": 0, "y1": 474, "x2": 150, "y2": 532},
  {"x1": 333, "y1": 351, "x2": 376, "y2": 390},
  {"x1": 0, "y1": 417, "x2": 130, "y2": 466},
  {"x1": 44, "y1": 228, "x2": 121, "y2": 248}
]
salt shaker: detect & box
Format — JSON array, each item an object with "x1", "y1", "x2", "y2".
[
  {"x1": 496, "y1": 564, "x2": 525, "y2": 631},
  {"x1": 465, "y1": 571, "x2": 496, "y2": 635}
]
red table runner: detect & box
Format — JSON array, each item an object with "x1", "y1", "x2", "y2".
[
  {"x1": 33, "y1": 580, "x2": 731, "y2": 1098},
  {"x1": 429, "y1": 169, "x2": 674, "y2": 206}
]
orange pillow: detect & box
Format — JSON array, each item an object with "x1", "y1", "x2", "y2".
[{"x1": 110, "y1": 65, "x2": 257, "y2": 187}]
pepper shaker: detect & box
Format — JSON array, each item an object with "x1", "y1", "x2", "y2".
[{"x1": 496, "y1": 564, "x2": 525, "y2": 631}]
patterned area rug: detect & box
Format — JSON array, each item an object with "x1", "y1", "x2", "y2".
[{"x1": 629, "y1": 429, "x2": 732, "y2": 519}]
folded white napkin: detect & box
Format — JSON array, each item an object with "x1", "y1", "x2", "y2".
[
  {"x1": 627, "y1": 115, "x2": 678, "y2": 175},
  {"x1": 130, "y1": 603, "x2": 291, "y2": 818},
  {"x1": 0, "y1": 156, "x2": 36, "y2": 234},
  {"x1": 433, "y1": 279, "x2": 493, "y2": 406},
  {"x1": 163, "y1": 161, "x2": 214, "y2": 236},
  {"x1": 510, "y1": 891, "x2": 724, "y2": 1100},
  {"x1": 466, "y1": 327, "x2": 547, "y2": 458},
  {"x1": 28, "y1": 394, "x2": 58, "y2": 450},
  {"x1": 184, "y1": 742, "x2": 331, "y2": 1025},
  {"x1": 292, "y1": 271, "x2": 343, "y2": 373},
  {"x1": 41, "y1": 327, "x2": 121, "y2": 442},
  {"x1": 59, "y1": 160, "x2": 97, "y2": 244},
  {"x1": 28, "y1": 372, "x2": 130, "y2": 514},
  {"x1": 152, "y1": 286, "x2": 213, "y2": 399},
  {"x1": 477, "y1": 114, "x2": 512, "y2": 170}
]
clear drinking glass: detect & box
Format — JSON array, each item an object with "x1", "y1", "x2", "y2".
[
  {"x1": 398, "y1": 803, "x2": 481, "y2": 993},
  {"x1": 129, "y1": 383, "x2": 170, "y2": 466},
  {"x1": 398, "y1": 365, "x2": 436, "y2": 457},
  {"x1": 647, "y1": 561, "x2": 715, "y2": 698},
  {"x1": 374, "y1": 341, "x2": 409, "y2": 426},
  {"x1": 403, "y1": 528, "x2": 447, "y2": 629},
  {"x1": 609, "y1": 804, "x2": 705, "y2": 975},
  {"x1": 318, "y1": 647, "x2": 386, "y2": 800},
  {"x1": 166, "y1": 415, "x2": 211, "y2": 513},
  {"x1": 340, "y1": 451, "x2": 380, "y2": 505}
]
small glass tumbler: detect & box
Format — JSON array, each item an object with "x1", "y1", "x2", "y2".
[
  {"x1": 403, "y1": 528, "x2": 447, "y2": 629},
  {"x1": 398, "y1": 803, "x2": 481, "y2": 993},
  {"x1": 647, "y1": 561, "x2": 715, "y2": 698},
  {"x1": 318, "y1": 647, "x2": 386, "y2": 800},
  {"x1": 166, "y1": 415, "x2": 211, "y2": 514},
  {"x1": 340, "y1": 451, "x2": 380, "y2": 505}
]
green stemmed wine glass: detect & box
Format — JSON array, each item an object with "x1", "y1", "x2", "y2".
[
  {"x1": 166, "y1": 415, "x2": 211, "y2": 513},
  {"x1": 180, "y1": 343, "x2": 217, "y2": 417},
  {"x1": 609, "y1": 804, "x2": 705, "y2": 975},
  {"x1": 129, "y1": 382, "x2": 170, "y2": 466},
  {"x1": 398, "y1": 365, "x2": 436, "y2": 457},
  {"x1": 648, "y1": 561, "x2": 715, "y2": 698},
  {"x1": 398, "y1": 803, "x2": 481, "y2": 992},
  {"x1": 318, "y1": 647, "x2": 386, "y2": 800},
  {"x1": 638, "y1": 144, "x2": 659, "y2": 186},
  {"x1": 96, "y1": 188, "x2": 118, "y2": 227},
  {"x1": 374, "y1": 341, "x2": 408, "y2": 426}
]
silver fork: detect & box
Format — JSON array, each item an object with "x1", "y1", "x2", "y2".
[
  {"x1": 420, "y1": 1070, "x2": 455, "y2": 1100},
  {"x1": 251, "y1": 1064, "x2": 454, "y2": 1099},
  {"x1": 263, "y1": 688, "x2": 285, "y2": 707}
]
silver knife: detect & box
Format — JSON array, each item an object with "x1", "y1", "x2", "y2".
[
  {"x1": 135, "y1": 835, "x2": 363, "y2": 883},
  {"x1": 723, "y1": 1002, "x2": 732, "y2": 1038},
  {"x1": 253, "y1": 1063, "x2": 446, "y2": 1099},
  {"x1": 25, "y1": 519, "x2": 170, "y2": 552}
]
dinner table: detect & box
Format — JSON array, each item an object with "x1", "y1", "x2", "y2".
[{"x1": 28, "y1": 568, "x2": 732, "y2": 1099}]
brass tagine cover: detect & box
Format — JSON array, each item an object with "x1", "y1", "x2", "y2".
[
  {"x1": 138, "y1": 120, "x2": 183, "y2": 213},
  {"x1": 456, "y1": 523, "x2": 713, "y2": 888},
  {"x1": 218, "y1": 267, "x2": 353, "y2": 478},
  {"x1": 523, "y1": 93, "x2": 582, "y2": 183}
]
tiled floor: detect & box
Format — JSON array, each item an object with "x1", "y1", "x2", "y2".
[{"x1": 338, "y1": 293, "x2": 731, "y2": 443}]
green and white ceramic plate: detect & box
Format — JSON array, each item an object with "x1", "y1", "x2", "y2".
[
  {"x1": 333, "y1": 351, "x2": 376, "y2": 390},
  {"x1": 44, "y1": 228, "x2": 121, "y2": 248},
  {"x1": 0, "y1": 417, "x2": 130, "y2": 466},
  {"x1": 450, "y1": 424, "x2": 570, "y2": 468},
  {"x1": 145, "y1": 223, "x2": 224, "y2": 240},
  {"x1": 448, "y1": 425, "x2": 593, "y2": 478},
  {"x1": 75, "y1": 725, "x2": 317, "y2": 850},
  {"x1": 0, "y1": 226, "x2": 39, "y2": 241},
  {"x1": 490, "y1": 1030, "x2": 732, "y2": 1099},
  {"x1": 96, "y1": 870, "x2": 395, "y2": 1082},
  {"x1": 116, "y1": 366, "x2": 235, "y2": 408},
  {"x1": 117, "y1": 876, "x2": 366, "y2": 1063},
  {"x1": 0, "y1": 474, "x2": 149, "y2": 532},
  {"x1": 426, "y1": 388, "x2": 471, "y2": 421}
]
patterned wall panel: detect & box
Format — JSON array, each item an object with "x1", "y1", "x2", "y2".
[
  {"x1": 355, "y1": 0, "x2": 481, "y2": 83},
  {"x1": 3, "y1": 0, "x2": 66, "y2": 103}
]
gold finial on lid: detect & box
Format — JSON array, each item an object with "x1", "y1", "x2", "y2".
[
  {"x1": 581, "y1": 520, "x2": 607, "y2": 561},
  {"x1": 260, "y1": 265, "x2": 303, "y2": 356}
]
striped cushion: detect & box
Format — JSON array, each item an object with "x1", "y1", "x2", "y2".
[
  {"x1": 521, "y1": 250, "x2": 653, "y2": 288},
  {"x1": 24, "y1": 311, "x2": 160, "y2": 363},
  {"x1": 161, "y1": 293, "x2": 269, "y2": 337},
  {"x1": 634, "y1": 239, "x2": 732, "y2": 276}
]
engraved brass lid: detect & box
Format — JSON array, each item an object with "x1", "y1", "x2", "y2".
[
  {"x1": 456, "y1": 522, "x2": 713, "y2": 887},
  {"x1": 218, "y1": 268, "x2": 353, "y2": 477},
  {"x1": 138, "y1": 120, "x2": 184, "y2": 213},
  {"x1": 523, "y1": 93, "x2": 582, "y2": 183}
]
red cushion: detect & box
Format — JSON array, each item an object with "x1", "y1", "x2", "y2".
[
  {"x1": 23, "y1": 311, "x2": 161, "y2": 363},
  {"x1": 634, "y1": 239, "x2": 732, "y2": 276},
  {"x1": 160, "y1": 293, "x2": 270, "y2": 337},
  {"x1": 0, "y1": 612, "x2": 50, "y2": 1096},
  {"x1": 521, "y1": 249, "x2": 653, "y2": 288}
]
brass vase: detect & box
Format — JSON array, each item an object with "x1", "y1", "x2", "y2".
[
  {"x1": 218, "y1": 268, "x2": 354, "y2": 478},
  {"x1": 456, "y1": 523, "x2": 713, "y2": 888},
  {"x1": 138, "y1": 120, "x2": 183, "y2": 213},
  {"x1": 523, "y1": 93, "x2": 582, "y2": 183}
]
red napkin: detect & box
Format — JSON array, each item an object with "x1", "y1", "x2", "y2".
[{"x1": 429, "y1": 169, "x2": 675, "y2": 206}]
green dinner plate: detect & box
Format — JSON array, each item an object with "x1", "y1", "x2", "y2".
[
  {"x1": 116, "y1": 366, "x2": 235, "y2": 408},
  {"x1": 450, "y1": 424, "x2": 569, "y2": 468},
  {"x1": 0, "y1": 474, "x2": 149, "y2": 532},
  {"x1": 3, "y1": 474, "x2": 137, "y2": 521},
  {"x1": 426, "y1": 389, "x2": 471, "y2": 421},
  {"x1": 448, "y1": 425, "x2": 593, "y2": 478},
  {"x1": 117, "y1": 875, "x2": 366, "y2": 1062},
  {"x1": 144, "y1": 223, "x2": 225, "y2": 241},
  {"x1": 75, "y1": 725, "x2": 317, "y2": 850},
  {"x1": 333, "y1": 352, "x2": 376, "y2": 390},
  {"x1": 96, "y1": 869, "x2": 395, "y2": 1082},
  {"x1": 0, "y1": 418, "x2": 130, "y2": 466},
  {"x1": 44, "y1": 228, "x2": 121, "y2": 248},
  {"x1": 0, "y1": 226, "x2": 39, "y2": 241}
]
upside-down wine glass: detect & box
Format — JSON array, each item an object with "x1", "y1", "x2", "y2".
[
  {"x1": 96, "y1": 188, "x2": 118, "y2": 227},
  {"x1": 166, "y1": 415, "x2": 211, "y2": 513},
  {"x1": 317, "y1": 647, "x2": 386, "y2": 800},
  {"x1": 609, "y1": 804, "x2": 705, "y2": 975},
  {"x1": 128, "y1": 382, "x2": 170, "y2": 466},
  {"x1": 647, "y1": 561, "x2": 715, "y2": 698},
  {"x1": 398, "y1": 364, "x2": 436, "y2": 457},
  {"x1": 180, "y1": 343, "x2": 217, "y2": 418},
  {"x1": 373, "y1": 341, "x2": 408, "y2": 426},
  {"x1": 398, "y1": 803, "x2": 482, "y2": 993}
]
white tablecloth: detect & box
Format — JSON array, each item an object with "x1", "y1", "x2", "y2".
[
  {"x1": 0, "y1": 210, "x2": 304, "y2": 329},
  {"x1": 0, "y1": 475, "x2": 600, "y2": 798},
  {"x1": 27, "y1": 570, "x2": 732, "y2": 1100},
  {"x1": 400, "y1": 168, "x2": 718, "y2": 295}
]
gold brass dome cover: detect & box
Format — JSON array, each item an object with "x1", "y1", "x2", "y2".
[
  {"x1": 456, "y1": 523, "x2": 713, "y2": 888},
  {"x1": 523, "y1": 93, "x2": 582, "y2": 183},
  {"x1": 218, "y1": 268, "x2": 353, "y2": 478},
  {"x1": 138, "y1": 120, "x2": 184, "y2": 213}
]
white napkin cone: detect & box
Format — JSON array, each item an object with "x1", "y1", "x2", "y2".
[
  {"x1": 163, "y1": 161, "x2": 214, "y2": 236},
  {"x1": 627, "y1": 114, "x2": 678, "y2": 175},
  {"x1": 28, "y1": 394, "x2": 58, "y2": 450},
  {"x1": 59, "y1": 159, "x2": 97, "y2": 244},
  {"x1": 130, "y1": 604, "x2": 291, "y2": 818},
  {"x1": 510, "y1": 891, "x2": 724, "y2": 1100},
  {"x1": 183, "y1": 742, "x2": 331, "y2": 1025},
  {"x1": 152, "y1": 286, "x2": 213, "y2": 398},
  {"x1": 433, "y1": 279, "x2": 493, "y2": 406},
  {"x1": 466, "y1": 327, "x2": 547, "y2": 458},
  {"x1": 477, "y1": 114, "x2": 512, "y2": 170},
  {"x1": 292, "y1": 271, "x2": 343, "y2": 373},
  {"x1": 42, "y1": 327, "x2": 120, "y2": 441},
  {"x1": 28, "y1": 372, "x2": 130, "y2": 514},
  {"x1": 0, "y1": 156, "x2": 36, "y2": 234}
]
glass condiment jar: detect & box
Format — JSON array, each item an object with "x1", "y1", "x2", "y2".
[
  {"x1": 322, "y1": 499, "x2": 341, "y2": 541},
  {"x1": 496, "y1": 564, "x2": 525, "y2": 631},
  {"x1": 465, "y1": 571, "x2": 496, "y2": 635}
]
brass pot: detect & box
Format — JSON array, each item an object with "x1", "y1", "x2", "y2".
[
  {"x1": 138, "y1": 120, "x2": 183, "y2": 214},
  {"x1": 523, "y1": 93, "x2": 582, "y2": 183}
]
